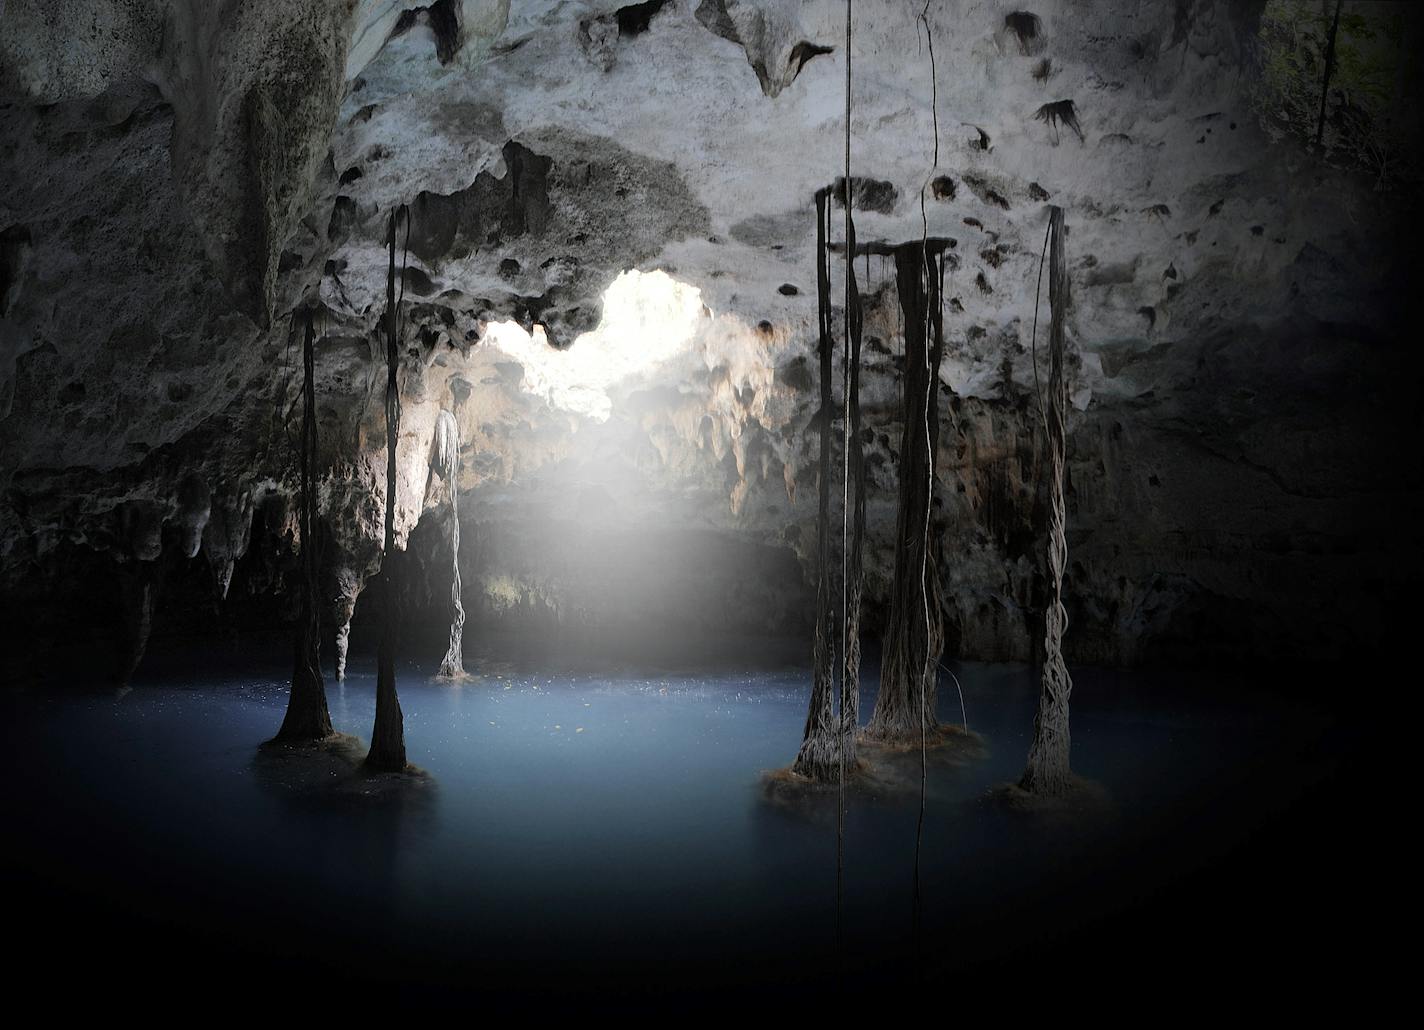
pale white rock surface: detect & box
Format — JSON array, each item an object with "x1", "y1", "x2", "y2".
[{"x1": 0, "y1": 0, "x2": 1416, "y2": 673}]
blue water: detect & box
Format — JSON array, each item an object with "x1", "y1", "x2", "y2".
[{"x1": 1, "y1": 635, "x2": 1354, "y2": 1009}]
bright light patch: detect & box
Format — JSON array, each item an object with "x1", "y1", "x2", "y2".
[{"x1": 482, "y1": 269, "x2": 705, "y2": 421}]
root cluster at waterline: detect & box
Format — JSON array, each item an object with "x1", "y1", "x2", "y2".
[
  {"x1": 254, "y1": 732, "x2": 434, "y2": 803},
  {"x1": 765, "y1": 724, "x2": 986, "y2": 806}
]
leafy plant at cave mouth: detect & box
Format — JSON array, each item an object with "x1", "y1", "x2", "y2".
[{"x1": 1253, "y1": 0, "x2": 1424, "y2": 188}]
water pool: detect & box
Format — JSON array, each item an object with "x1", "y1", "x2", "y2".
[{"x1": 1, "y1": 635, "x2": 1365, "y2": 1013}]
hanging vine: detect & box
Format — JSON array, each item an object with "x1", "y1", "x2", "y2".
[
  {"x1": 836, "y1": 0, "x2": 856, "y2": 942},
  {"x1": 792, "y1": 187, "x2": 840, "y2": 786},
  {"x1": 1019, "y1": 205, "x2": 1074, "y2": 796},
  {"x1": 866, "y1": 2, "x2": 946, "y2": 750},
  {"x1": 912, "y1": 0, "x2": 940, "y2": 930}
]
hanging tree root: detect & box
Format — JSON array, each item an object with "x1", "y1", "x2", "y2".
[
  {"x1": 840, "y1": 184, "x2": 865, "y2": 776},
  {"x1": 994, "y1": 207, "x2": 1111, "y2": 815},
  {"x1": 790, "y1": 187, "x2": 842, "y2": 785},
  {"x1": 366, "y1": 206, "x2": 410, "y2": 773},
  {"x1": 276, "y1": 308, "x2": 335, "y2": 742},
  {"x1": 863, "y1": 242, "x2": 950, "y2": 747},
  {"x1": 1018, "y1": 205, "x2": 1075, "y2": 797}
]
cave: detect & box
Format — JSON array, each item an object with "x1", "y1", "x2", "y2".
[{"x1": 0, "y1": 0, "x2": 1417, "y2": 1019}]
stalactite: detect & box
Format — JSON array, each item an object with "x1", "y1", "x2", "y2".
[
  {"x1": 113, "y1": 500, "x2": 163, "y2": 683},
  {"x1": 864, "y1": 241, "x2": 945, "y2": 744},
  {"x1": 204, "y1": 491, "x2": 253, "y2": 602},
  {"x1": 277, "y1": 309, "x2": 334, "y2": 741},
  {"x1": 791, "y1": 187, "x2": 840, "y2": 783},
  {"x1": 330, "y1": 566, "x2": 359, "y2": 681},
  {"x1": 367, "y1": 208, "x2": 409, "y2": 773},
  {"x1": 430, "y1": 409, "x2": 466, "y2": 680},
  {"x1": 116, "y1": 565, "x2": 154, "y2": 686},
  {"x1": 1020, "y1": 205, "x2": 1074, "y2": 796}
]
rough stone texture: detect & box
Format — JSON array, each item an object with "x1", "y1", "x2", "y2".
[{"x1": 1, "y1": 0, "x2": 1420, "y2": 680}]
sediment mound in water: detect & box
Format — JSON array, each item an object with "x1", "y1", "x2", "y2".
[
  {"x1": 760, "y1": 755, "x2": 936, "y2": 810},
  {"x1": 762, "y1": 758, "x2": 870, "y2": 799},
  {"x1": 763, "y1": 725, "x2": 989, "y2": 813},
  {"x1": 854, "y1": 726, "x2": 988, "y2": 798},
  {"x1": 254, "y1": 733, "x2": 435, "y2": 804},
  {"x1": 856, "y1": 722, "x2": 985, "y2": 758},
  {"x1": 990, "y1": 775, "x2": 1113, "y2": 822}
]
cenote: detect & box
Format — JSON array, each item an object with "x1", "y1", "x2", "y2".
[
  {"x1": 0, "y1": 0, "x2": 1414, "y2": 1018},
  {"x1": 1, "y1": 634, "x2": 1367, "y2": 1012}
]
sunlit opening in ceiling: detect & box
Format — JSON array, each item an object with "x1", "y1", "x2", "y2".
[{"x1": 481, "y1": 269, "x2": 705, "y2": 421}]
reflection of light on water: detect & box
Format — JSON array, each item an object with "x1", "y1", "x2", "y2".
[{"x1": 481, "y1": 269, "x2": 705, "y2": 421}]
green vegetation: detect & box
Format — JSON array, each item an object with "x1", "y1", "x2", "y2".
[{"x1": 1254, "y1": 0, "x2": 1422, "y2": 187}]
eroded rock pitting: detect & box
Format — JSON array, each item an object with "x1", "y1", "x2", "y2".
[{"x1": 1, "y1": 0, "x2": 1420, "y2": 683}]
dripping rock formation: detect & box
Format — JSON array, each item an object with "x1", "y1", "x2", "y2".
[{"x1": 1, "y1": 1, "x2": 1420, "y2": 681}]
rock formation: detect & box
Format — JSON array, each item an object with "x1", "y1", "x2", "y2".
[
  {"x1": 428, "y1": 409, "x2": 466, "y2": 679},
  {"x1": 1, "y1": 2, "x2": 1419, "y2": 684}
]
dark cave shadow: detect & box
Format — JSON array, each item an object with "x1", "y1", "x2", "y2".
[{"x1": 250, "y1": 734, "x2": 443, "y2": 937}]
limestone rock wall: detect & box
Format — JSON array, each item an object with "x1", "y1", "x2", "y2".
[{"x1": 1, "y1": 0, "x2": 1419, "y2": 679}]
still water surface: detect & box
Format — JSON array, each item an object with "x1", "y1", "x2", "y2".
[{"x1": 2, "y1": 635, "x2": 1351, "y2": 1007}]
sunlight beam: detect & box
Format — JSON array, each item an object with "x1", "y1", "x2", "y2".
[{"x1": 481, "y1": 269, "x2": 706, "y2": 421}]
